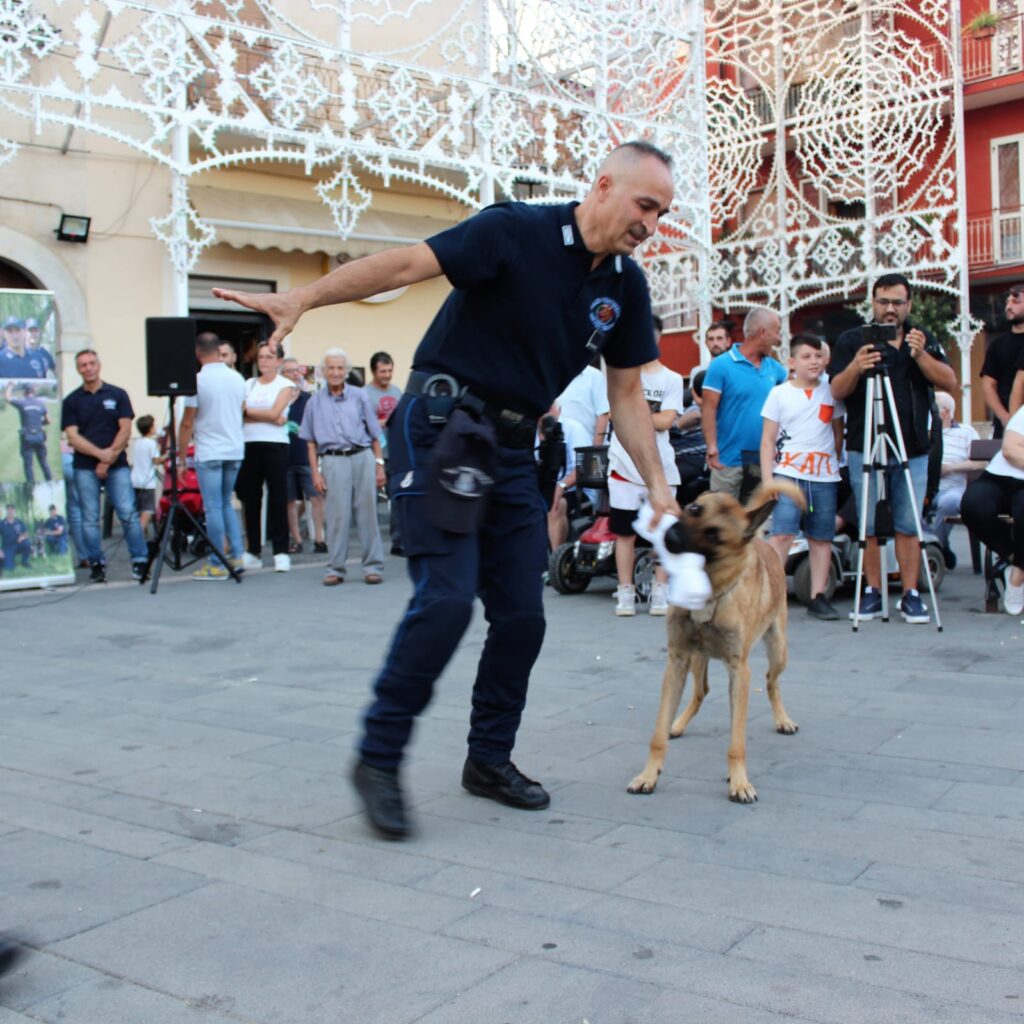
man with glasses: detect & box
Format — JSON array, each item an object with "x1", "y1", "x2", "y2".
[
  {"x1": 830, "y1": 273, "x2": 957, "y2": 624},
  {"x1": 986, "y1": 284, "x2": 1024, "y2": 432}
]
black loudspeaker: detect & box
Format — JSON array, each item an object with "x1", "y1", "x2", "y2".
[{"x1": 146, "y1": 317, "x2": 198, "y2": 396}]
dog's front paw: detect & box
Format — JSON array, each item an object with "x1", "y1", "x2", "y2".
[
  {"x1": 775, "y1": 718, "x2": 799, "y2": 735},
  {"x1": 728, "y1": 778, "x2": 758, "y2": 803},
  {"x1": 627, "y1": 770, "x2": 660, "y2": 795}
]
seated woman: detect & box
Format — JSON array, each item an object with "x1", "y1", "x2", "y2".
[{"x1": 960, "y1": 406, "x2": 1024, "y2": 616}]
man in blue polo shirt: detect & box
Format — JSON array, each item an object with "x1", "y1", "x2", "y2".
[
  {"x1": 61, "y1": 349, "x2": 149, "y2": 583},
  {"x1": 702, "y1": 307, "x2": 787, "y2": 500},
  {"x1": 5, "y1": 382, "x2": 52, "y2": 487},
  {"x1": 216, "y1": 141, "x2": 679, "y2": 840}
]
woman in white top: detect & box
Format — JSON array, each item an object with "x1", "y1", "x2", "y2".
[
  {"x1": 960, "y1": 405, "x2": 1024, "y2": 616},
  {"x1": 235, "y1": 342, "x2": 297, "y2": 571}
]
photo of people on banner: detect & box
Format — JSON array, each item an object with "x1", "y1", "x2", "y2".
[{"x1": 0, "y1": 289, "x2": 73, "y2": 591}]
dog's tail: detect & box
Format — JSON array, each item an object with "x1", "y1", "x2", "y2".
[
  {"x1": 743, "y1": 479, "x2": 805, "y2": 538},
  {"x1": 748, "y1": 479, "x2": 805, "y2": 512}
]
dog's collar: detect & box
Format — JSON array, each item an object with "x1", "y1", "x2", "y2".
[{"x1": 695, "y1": 575, "x2": 742, "y2": 622}]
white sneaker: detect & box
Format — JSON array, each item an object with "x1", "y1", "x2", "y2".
[
  {"x1": 649, "y1": 581, "x2": 669, "y2": 616},
  {"x1": 1004, "y1": 568, "x2": 1024, "y2": 616},
  {"x1": 273, "y1": 553, "x2": 291, "y2": 573},
  {"x1": 615, "y1": 584, "x2": 636, "y2": 616},
  {"x1": 241, "y1": 552, "x2": 263, "y2": 570}
]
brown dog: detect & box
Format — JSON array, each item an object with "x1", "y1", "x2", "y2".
[{"x1": 627, "y1": 482, "x2": 802, "y2": 803}]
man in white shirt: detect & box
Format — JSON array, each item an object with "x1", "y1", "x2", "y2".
[
  {"x1": 557, "y1": 363, "x2": 610, "y2": 445},
  {"x1": 932, "y1": 390, "x2": 983, "y2": 569},
  {"x1": 178, "y1": 333, "x2": 247, "y2": 580}
]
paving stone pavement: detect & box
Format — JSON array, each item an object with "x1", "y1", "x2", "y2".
[{"x1": 1, "y1": 531, "x2": 1023, "y2": 1024}]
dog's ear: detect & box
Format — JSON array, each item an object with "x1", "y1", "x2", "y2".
[{"x1": 744, "y1": 498, "x2": 777, "y2": 540}]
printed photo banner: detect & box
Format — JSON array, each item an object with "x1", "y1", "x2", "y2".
[{"x1": 0, "y1": 289, "x2": 75, "y2": 591}]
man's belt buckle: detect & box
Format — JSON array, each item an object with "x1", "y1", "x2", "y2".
[{"x1": 423, "y1": 373, "x2": 461, "y2": 424}]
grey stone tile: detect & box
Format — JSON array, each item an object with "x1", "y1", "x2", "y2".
[
  {"x1": 0, "y1": 950, "x2": 103, "y2": 1014},
  {"x1": 592, "y1": 823, "x2": 870, "y2": 884},
  {"x1": 874, "y1": 722, "x2": 1024, "y2": 771},
  {"x1": 52, "y1": 884, "x2": 512, "y2": 1024},
  {"x1": 152, "y1": 841, "x2": 470, "y2": 931},
  {"x1": 0, "y1": 794, "x2": 192, "y2": 860},
  {"x1": 615, "y1": 859, "x2": 1021, "y2": 969},
  {"x1": 854, "y1": 861, "x2": 1024, "y2": 915},
  {"x1": 717, "y1": 805, "x2": 1024, "y2": 882},
  {"x1": 761, "y1": 758, "x2": 956, "y2": 806},
  {"x1": 729, "y1": 924, "x2": 1024, "y2": 1020},
  {"x1": 27, "y1": 977, "x2": 245, "y2": 1024},
  {"x1": 71, "y1": 713, "x2": 283, "y2": 758},
  {"x1": 934, "y1": 781, "x2": 1024, "y2": 819},
  {"x1": 411, "y1": 958, "x2": 666, "y2": 1024},
  {"x1": 0, "y1": 831, "x2": 208, "y2": 945},
  {"x1": 853, "y1": 800, "x2": 1024, "y2": 843}
]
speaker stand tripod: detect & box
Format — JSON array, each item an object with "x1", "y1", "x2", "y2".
[
  {"x1": 850, "y1": 363, "x2": 942, "y2": 631},
  {"x1": 142, "y1": 397, "x2": 242, "y2": 594}
]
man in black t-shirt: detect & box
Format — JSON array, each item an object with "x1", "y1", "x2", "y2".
[
  {"x1": 60, "y1": 349, "x2": 149, "y2": 583},
  {"x1": 983, "y1": 283, "x2": 1024, "y2": 437},
  {"x1": 831, "y1": 273, "x2": 957, "y2": 625},
  {"x1": 216, "y1": 141, "x2": 680, "y2": 839}
]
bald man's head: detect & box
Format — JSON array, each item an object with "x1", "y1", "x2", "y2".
[{"x1": 576, "y1": 141, "x2": 675, "y2": 259}]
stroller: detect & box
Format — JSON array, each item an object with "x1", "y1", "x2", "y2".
[
  {"x1": 155, "y1": 443, "x2": 208, "y2": 559},
  {"x1": 547, "y1": 445, "x2": 659, "y2": 601}
]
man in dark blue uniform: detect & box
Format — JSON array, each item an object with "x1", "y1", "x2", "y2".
[
  {"x1": 5, "y1": 383, "x2": 52, "y2": 487},
  {"x1": 0, "y1": 318, "x2": 47, "y2": 379},
  {"x1": 0, "y1": 504, "x2": 32, "y2": 575},
  {"x1": 216, "y1": 142, "x2": 680, "y2": 839},
  {"x1": 43, "y1": 504, "x2": 68, "y2": 555},
  {"x1": 25, "y1": 318, "x2": 57, "y2": 378}
]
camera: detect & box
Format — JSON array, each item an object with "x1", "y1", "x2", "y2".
[{"x1": 860, "y1": 322, "x2": 898, "y2": 353}]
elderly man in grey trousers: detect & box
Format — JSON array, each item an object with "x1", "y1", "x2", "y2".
[{"x1": 300, "y1": 348, "x2": 387, "y2": 585}]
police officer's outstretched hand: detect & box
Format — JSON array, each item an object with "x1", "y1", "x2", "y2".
[{"x1": 211, "y1": 287, "x2": 307, "y2": 347}]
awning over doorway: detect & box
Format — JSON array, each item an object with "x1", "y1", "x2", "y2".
[{"x1": 190, "y1": 186, "x2": 456, "y2": 257}]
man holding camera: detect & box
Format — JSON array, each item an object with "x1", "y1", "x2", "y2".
[{"x1": 830, "y1": 273, "x2": 957, "y2": 623}]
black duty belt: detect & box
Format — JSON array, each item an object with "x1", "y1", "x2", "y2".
[
  {"x1": 320, "y1": 446, "x2": 368, "y2": 457},
  {"x1": 405, "y1": 370, "x2": 535, "y2": 450}
]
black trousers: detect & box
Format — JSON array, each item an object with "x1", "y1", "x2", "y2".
[
  {"x1": 960, "y1": 471, "x2": 1024, "y2": 567},
  {"x1": 236, "y1": 441, "x2": 289, "y2": 556}
]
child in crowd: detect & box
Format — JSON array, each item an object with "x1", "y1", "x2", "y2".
[
  {"x1": 130, "y1": 414, "x2": 165, "y2": 537},
  {"x1": 760, "y1": 333, "x2": 844, "y2": 620}
]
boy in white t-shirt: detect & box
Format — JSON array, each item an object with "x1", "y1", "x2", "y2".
[
  {"x1": 760, "y1": 334, "x2": 844, "y2": 620},
  {"x1": 130, "y1": 414, "x2": 165, "y2": 537},
  {"x1": 607, "y1": 346, "x2": 684, "y2": 617}
]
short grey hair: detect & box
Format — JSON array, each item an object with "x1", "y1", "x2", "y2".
[
  {"x1": 935, "y1": 390, "x2": 956, "y2": 414},
  {"x1": 321, "y1": 347, "x2": 349, "y2": 369},
  {"x1": 743, "y1": 307, "x2": 779, "y2": 338}
]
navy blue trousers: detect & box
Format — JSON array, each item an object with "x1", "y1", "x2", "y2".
[{"x1": 360, "y1": 394, "x2": 548, "y2": 769}]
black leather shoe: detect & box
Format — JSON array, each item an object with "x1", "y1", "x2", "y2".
[
  {"x1": 462, "y1": 757, "x2": 550, "y2": 810},
  {"x1": 0, "y1": 936, "x2": 25, "y2": 979},
  {"x1": 351, "y1": 760, "x2": 408, "y2": 840}
]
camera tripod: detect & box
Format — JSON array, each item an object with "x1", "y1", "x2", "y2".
[
  {"x1": 142, "y1": 397, "x2": 241, "y2": 594},
  {"x1": 851, "y1": 361, "x2": 942, "y2": 631}
]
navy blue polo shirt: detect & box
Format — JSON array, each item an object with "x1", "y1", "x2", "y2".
[
  {"x1": 61, "y1": 382, "x2": 134, "y2": 470},
  {"x1": 11, "y1": 397, "x2": 48, "y2": 441},
  {"x1": 0, "y1": 517, "x2": 27, "y2": 546},
  {"x1": 0, "y1": 348, "x2": 47, "y2": 379},
  {"x1": 417, "y1": 201, "x2": 658, "y2": 417}
]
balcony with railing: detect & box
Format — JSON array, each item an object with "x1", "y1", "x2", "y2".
[
  {"x1": 962, "y1": 13, "x2": 1024, "y2": 84},
  {"x1": 967, "y1": 207, "x2": 1023, "y2": 269}
]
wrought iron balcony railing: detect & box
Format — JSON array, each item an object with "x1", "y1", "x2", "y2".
[{"x1": 966, "y1": 207, "x2": 1023, "y2": 269}]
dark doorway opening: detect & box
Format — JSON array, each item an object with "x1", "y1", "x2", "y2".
[{"x1": 189, "y1": 311, "x2": 272, "y2": 379}]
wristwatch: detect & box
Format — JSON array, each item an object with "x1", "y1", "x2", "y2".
[{"x1": 375, "y1": 457, "x2": 385, "y2": 466}]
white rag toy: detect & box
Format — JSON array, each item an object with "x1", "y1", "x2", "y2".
[{"x1": 633, "y1": 502, "x2": 713, "y2": 611}]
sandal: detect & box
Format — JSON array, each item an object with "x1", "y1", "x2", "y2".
[{"x1": 288, "y1": 541, "x2": 303, "y2": 554}]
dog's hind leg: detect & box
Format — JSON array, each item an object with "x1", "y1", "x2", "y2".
[
  {"x1": 670, "y1": 654, "x2": 708, "y2": 738},
  {"x1": 726, "y1": 657, "x2": 757, "y2": 803},
  {"x1": 627, "y1": 654, "x2": 690, "y2": 795},
  {"x1": 763, "y1": 617, "x2": 798, "y2": 735}
]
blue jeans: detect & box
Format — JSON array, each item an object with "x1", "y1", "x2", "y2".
[
  {"x1": 847, "y1": 451, "x2": 928, "y2": 536},
  {"x1": 62, "y1": 451, "x2": 86, "y2": 561},
  {"x1": 74, "y1": 465, "x2": 149, "y2": 565},
  {"x1": 195, "y1": 460, "x2": 244, "y2": 568}
]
